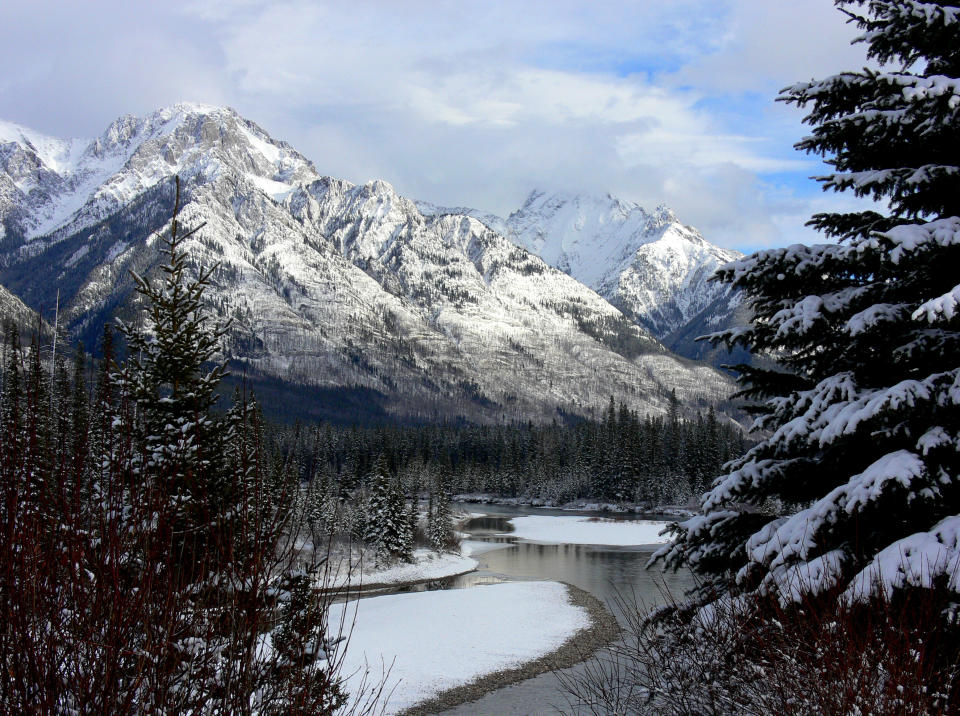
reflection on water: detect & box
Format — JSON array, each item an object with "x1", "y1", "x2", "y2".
[
  {"x1": 433, "y1": 504, "x2": 696, "y2": 714},
  {"x1": 452, "y1": 537, "x2": 694, "y2": 617},
  {"x1": 453, "y1": 506, "x2": 695, "y2": 618},
  {"x1": 462, "y1": 515, "x2": 514, "y2": 534}
]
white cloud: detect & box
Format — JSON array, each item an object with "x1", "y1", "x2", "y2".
[{"x1": 0, "y1": 0, "x2": 879, "y2": 251}]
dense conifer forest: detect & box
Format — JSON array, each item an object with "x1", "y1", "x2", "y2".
[{"x1": 270, "y1": 398, "x2": 745, "y2": 509}]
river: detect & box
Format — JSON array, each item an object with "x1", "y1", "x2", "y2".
[{"x1": 427, "y1": 503, "x2": 696, "y2": 715}]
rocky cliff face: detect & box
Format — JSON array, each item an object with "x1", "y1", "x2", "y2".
[{"x1": 0, "y1": 105, "x2": 734, "y2": 423}]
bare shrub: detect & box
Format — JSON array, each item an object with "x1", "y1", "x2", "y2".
[{"x1": 560, "y1": 583, "x2": 960, "y2": 715}]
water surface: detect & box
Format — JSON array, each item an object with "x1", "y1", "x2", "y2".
[{"x1": 434, "y1": 504, "x2": 695, "y2": 715}]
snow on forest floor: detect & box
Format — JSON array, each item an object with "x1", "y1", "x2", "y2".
[
  {"x1": 333, "y1": 581, "x2": 590, "y2": 714},
  {"x1": 323, "y1": 548, "x2": 478, "y2": 590},
  {"x1": 505, "y1": 515, "x2": 672, "y2": 546},
  {"x1": 361, "y1": 550, "x2": 477, "y2": 587}
]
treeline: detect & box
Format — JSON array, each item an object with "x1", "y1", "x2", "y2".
[{"x1": 269, "y1": 396, "x2": 746, "y2": 508}]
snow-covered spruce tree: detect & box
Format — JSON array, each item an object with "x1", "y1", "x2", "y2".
[
  {"x1": 654, "y1": 0, "x2": 960, "y2": 607},
  {"x1": 112, "y1": 178, "x2": 356, "y2": 711},
  {"x1": 428, "y1": 475, "x2": 455, "y2": 553},
  {"x1": 363, "y1": 456, "x2": 392, "y2": 548},
  {"x1": 364, "y1": 455, "x2": 413, "y2": 561}
]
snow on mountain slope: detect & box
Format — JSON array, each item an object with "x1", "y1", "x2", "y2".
[
  {"x1": 0, "y1": 106, "x2": 734, "y2": 422},
  {"x1": 0, "y1": 120, "x2": 84, "y2": 182},
  {"x1": 0, "y1": 104, "x2": 315, "y2": 245},
  {"x1": 424, "y1": 191, "x2": 743, "y2": 341},
  {"x1": 0, "y1": 281, "x2": 39, "y2": 334}
]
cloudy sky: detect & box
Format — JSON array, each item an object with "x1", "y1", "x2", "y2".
[{"x1": 1, "y1": 1, "x2": 873, "y2": 252}]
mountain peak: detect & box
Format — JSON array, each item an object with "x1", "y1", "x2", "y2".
[
  {"x1": 504, "y1": 189, "x2": 672, "y2": 285},
  {"x1": 498, "y1": 190, "x2": 741, "y2": 338},
  {"x1": 652, "y1": 203, "x2": 677, "y2": 223},
  {"x1": 1, "y1": 104, "x2": 321, "y2": 241},
  {"x1": 515, "y1": 189, "x2": 690, "y2": 231}
]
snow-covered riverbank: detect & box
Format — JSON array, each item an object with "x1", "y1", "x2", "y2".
[
  {"x1": 506, "y1": 515, "x2": 673, "y2": 546},
  {"x1": 333, "y1": 581, "x2": 592, "y2": 715},
  {"x1": 321, "y1": 548, "x2": 479, "y2": 591}
]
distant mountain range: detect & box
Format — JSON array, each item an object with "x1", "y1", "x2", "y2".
[
  {"x1": 0, "y1": 104, "x2": 737, "y2": 423},
  {"x1": 421, "y1": 191, "x2": 741, "y2": 337}
]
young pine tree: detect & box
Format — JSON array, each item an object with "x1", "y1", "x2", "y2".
[
  {"x1": 117, "y1": 177, "x2": 234, "y2": 588},
  {"x1": 655, "y1": 0, "x2": 960, "y2": 608}
]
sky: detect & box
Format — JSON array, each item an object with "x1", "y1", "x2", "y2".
[{"x1": 0, "y1": 1, "x2": 875, "y2": 253}]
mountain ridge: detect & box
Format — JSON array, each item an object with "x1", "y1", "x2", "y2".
[
  {"x1": 0, "y1": 104, "x2": 735, "y2": 423},
  {"x1": 420, "y1": 189, "x2": 744, "y2": 342}
]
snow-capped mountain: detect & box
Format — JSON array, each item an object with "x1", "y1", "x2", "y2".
[
  {"x1": 0, "y1": 105, "x2": 734, "y2": 422},
  {"x1": 423, "y1": 191, "x2": 743, "y2": 346}
]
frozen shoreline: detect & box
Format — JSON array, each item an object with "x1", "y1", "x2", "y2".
[{"x1": 319, "y1": 548, "x2": 478, "y2": 593}]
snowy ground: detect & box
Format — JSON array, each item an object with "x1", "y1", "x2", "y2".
[
  {"x1": 505, "y1": 515, "x2": 672, "y2": 546},
  {"x1": 322, "y1": 548, "x2": 478, "y2": 590},
  {"x1": 333, "y1": 581, "x2": 590, "y2": 714}
]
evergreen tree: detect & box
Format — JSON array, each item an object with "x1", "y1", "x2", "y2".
[
  {"x1": 428, "y1": 474, "x2": 455, "y2": 553},
  {"x1": 117, "y1": 177, "x2": 233, "y2": 586},
  {"x1": 363, "y1": 455, "x2": 392, "y2": 547},
  {"x1": 655, "y1": 1, "x2": 960, "y2": 606},
  {"x1": 363, "y1": 455, "x2": 413, "y2": 561}
]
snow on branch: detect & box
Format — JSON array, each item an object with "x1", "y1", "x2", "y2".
[
  {"x1": 914, "y1": 283, "x2": 960, "y2": 323},
  {"x1": 823, "y1": 166, "x2": 960, "y2": 194},
  {"x1": 763, "y1": 549, "x2": 847, "y2": 605},
  {"x1": 787, "y1": 71, "x2": 960, "y2": 105},
  {"x1": 845, "y1": 302, "x2": 908, "y2": 335},
  {"x1": 772, "y1": 296, "x2": 828, "y2": 339},
  {"x1": 880, "y1": 216, "x2": 960, "y2": 263},
  {"x1": 715, "y1": 243, "x2": 845, "y2": 286},
  {"x1": 647, "y1": 509, "x2": 740, "y2": 568},
  {"x1": 745, "y1": 450, "x2": 930, "y2": 579},
  {"x1": 702, "y1": 458, "x2": 805, "y2": 512},
  {"x1": 871, "y1": 0, "x2": 960, "y2": 29},
  {"x1": 817, "y1": 375, "x2": 939, "y2": 445},
  {"x1": 843, "y1": 515, "x2": 960, "y2": 602}
]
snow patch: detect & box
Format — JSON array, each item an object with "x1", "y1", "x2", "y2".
[
  {"x1": 332, "y1": 581, "x2": 589, "y2": 714},
  {"x1": 506, "y1": 515, "x2": 672, "y2": 546},
  {"x1": 248, "y1": 174, "x2": 296, "y2": 201}
]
